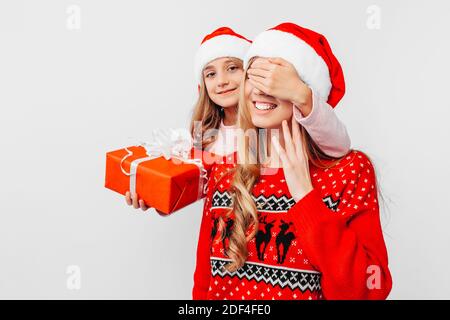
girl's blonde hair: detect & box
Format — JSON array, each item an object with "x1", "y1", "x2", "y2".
[
  {"x1": 216, "y1": 57, "x2": 345, "y2": 272},
  {"x1": 189, "y1": 58, "x2": 243, "y2": 151}
]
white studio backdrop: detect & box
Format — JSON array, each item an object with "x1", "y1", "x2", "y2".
[{"x1": 0, "y1": 0, "x2": 449, "y2": 299}]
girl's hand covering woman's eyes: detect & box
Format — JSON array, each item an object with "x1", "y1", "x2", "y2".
[{"x1": 247, "y1": 57, "x2": 312, "y2": 107}]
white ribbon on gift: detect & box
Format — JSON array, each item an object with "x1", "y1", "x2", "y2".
[{"x1": 119, "y1": 129, "x2": 208, "y2": 212}]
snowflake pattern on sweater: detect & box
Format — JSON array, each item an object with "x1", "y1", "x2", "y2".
[{"x1": 193, "y1": 150, "x2": 392, "y2": 300}]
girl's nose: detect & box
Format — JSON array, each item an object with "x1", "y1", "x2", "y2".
[{"x1": 217, "y1": 72, "x2": 229, "y2": 87}]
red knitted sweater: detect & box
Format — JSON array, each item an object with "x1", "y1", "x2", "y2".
[{"x1": 192, "y1": 150, "x2": 392, "y2": 300}]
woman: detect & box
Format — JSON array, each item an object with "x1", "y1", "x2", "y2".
[{"x1": 193, "y1": 23, "x2": 392, "y2": 300}]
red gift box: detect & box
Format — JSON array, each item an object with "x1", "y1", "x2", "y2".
[{"x1": 105, "y1": 145, "x2": 222, "y2": 215}]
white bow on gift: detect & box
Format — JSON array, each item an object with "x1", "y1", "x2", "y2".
[
  {"x1": 119, "y1": 129, "x2": 208, "y2": 213},
  {"x1": 142, "y1": 128, "x2": 193, "y2": 161}
]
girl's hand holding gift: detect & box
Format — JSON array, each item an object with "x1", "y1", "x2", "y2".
[
  {"x1": 125, "y1": 191, "x2": 149, "y2": 211},
  {"x1": 125, "y1": 191, "x2": 167, "y2": 216},
  {"x1": 125, "y1": 191, "x2": 166, "y2": 215}
]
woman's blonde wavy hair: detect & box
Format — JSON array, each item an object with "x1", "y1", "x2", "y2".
[
  {"x1": 215, "y1": 57, "x2": 346, "y2": 272},
  {"x1": 189, "y1": 58, "x2": 243, "y2": 151}
]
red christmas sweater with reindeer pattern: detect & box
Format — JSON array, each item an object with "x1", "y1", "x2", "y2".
[{"x1": 192, "y1": 150, "x2": 392, "y2": 300}]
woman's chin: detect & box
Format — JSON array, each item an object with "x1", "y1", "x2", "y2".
[{"x1": 251, "y1": 116, "x2": 280, "y2": 129}]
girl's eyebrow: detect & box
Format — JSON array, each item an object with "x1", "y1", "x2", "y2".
[
  {"x1": 203, "y1": 65, "x2": 215, "y2": 72},
  {"x1": 204, "y1": 59, "x2": 236, "y2": 73}
]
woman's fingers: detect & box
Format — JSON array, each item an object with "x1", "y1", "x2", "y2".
[
  {"x1": 293, "y1": 120, "x2": 309, "y2": 165},
  {"x1": 281, "y1": 120, "x2": 295, "y2": 162},
  {"x1": 291, "y1": 116, "x2": 303, "y2": 160},
  {"x1": 271, "y1": 136, "x2": 291, "y2": 169}
]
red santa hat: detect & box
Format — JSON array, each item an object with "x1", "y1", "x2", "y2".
[
  {"x1": 244, "y1": 23, "x2": 345, "y2": 107},
  {"x1": 195, "y1": 27, "x2": 251, "y2": 84}
]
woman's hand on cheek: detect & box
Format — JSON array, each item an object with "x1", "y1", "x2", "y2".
[
  {"x1": 271, "y1": 116, "x2": 313, "y2": 203},
  {"x1": 247, "y1": 57, "x2": 311, "y2": 106}
]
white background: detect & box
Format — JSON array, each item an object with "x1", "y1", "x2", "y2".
[{"x1": 1, "y1": 0, "x2": 449, "y2": 299}]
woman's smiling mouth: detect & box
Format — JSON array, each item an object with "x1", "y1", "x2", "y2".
[{"x1": 254, "y1": 101, "x2": 278, "y2": 111}]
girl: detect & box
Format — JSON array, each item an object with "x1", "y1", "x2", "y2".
[
  {"x1": 126, "y1": 26, "x2": 351, "y2": 211},
  {"x1": 193, "y1": 23, "x2": 392, "y2": 300}
]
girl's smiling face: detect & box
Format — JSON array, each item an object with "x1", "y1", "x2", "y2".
[
  {"x1": 203, "y1": 57, "x2": 243, "y2": 109},
  {"x1": 244, "y1": 59, "x2": 293, "y2": 129}
]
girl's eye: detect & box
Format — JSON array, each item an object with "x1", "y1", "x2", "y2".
[
  {"x1": 205, "y1": 72, "x2": 215, "y2": 78},
  {"x1": 228, "y1": 66, "x2": 238, "y2": 72}
]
